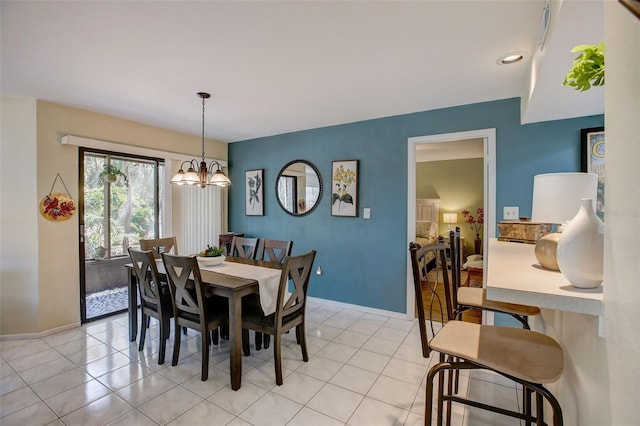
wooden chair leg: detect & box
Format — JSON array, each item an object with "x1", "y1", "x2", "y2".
[
  {"x1": 263, "y1": 334, "x2": 270, "y2": 349},
  {"x1": 273, "y1": 333, "x2": 283, "y2": 386},
  {"x1": 172, "y1": 319, "x2": 181, "y2": 367},
  {"x1": 297, "y1": 324, "x2": 309, "y2": 361},
  {"x1": 138, "y1": 313, "x2": 147, "y2": 351},
  {"x1": 201, "y1": 328, "x2": 209, "y2": 381},
  {"x1": 242, "y1": 329, "x2": 251, "y2": 356},
  {"x1": 255, "y1": 332, "x2": 263, "y2": 350},
  {"x1": 158, "y1": 326, "x2": 166, "y2": 365},
  {"x1": 211, "y1": 328, "x2": 219, "y2": 345}
]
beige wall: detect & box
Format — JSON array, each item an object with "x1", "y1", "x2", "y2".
[
  {"x1": 1, "y1": 98, "x2": 40, "y2": 333},
  {"x1": 416, "y1": 158, "x2": 484, "y2": 256},
  {"x1": 603, "y1": 2, "x2": 639, "y2": 424},
  {"x1": 0, "y1": 99, "x2": 227, "y2": 335}
]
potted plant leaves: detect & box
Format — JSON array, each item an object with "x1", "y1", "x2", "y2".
[
  {"x1": 197, "y1": 244, "x2": 226, "y2": 267},
  {"x1": 563, "y1": 42, "x2": 605, "y2": 91},
  {"x1": 99, "y1": 164, "x2": 129, "y2": 186}
]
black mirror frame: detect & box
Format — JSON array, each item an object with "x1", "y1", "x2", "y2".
[{"x1": 275, "y1": 159, "x2": 323, "y2": 217}]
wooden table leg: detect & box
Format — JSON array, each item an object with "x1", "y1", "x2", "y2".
[
  {"x1": 229, "y1": 294, "x2": 243, "y2": 390},
  {"x1": 128, "y1": 268, "x2": 138, "y2": 342}
]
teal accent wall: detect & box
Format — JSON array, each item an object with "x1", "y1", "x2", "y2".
[{"x1": 228, "y1": 97, "x2": 603, "y2": 313}]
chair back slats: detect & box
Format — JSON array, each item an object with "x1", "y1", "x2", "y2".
[
  {"x1": 449, "y1": 228, "x2": 462, "y2": 309},
  {"x1": 257, "y1": 239, "x2": 293, "y2": 263},
  {"x1": 140, "y1": 237, "x2": 178, "y2": 259},
  {"x1": 276, "y1": 250, "x2": 316, "y2": 322},
  {"x1": 230, "y1": 236, "x2": 260, "y2": 259},
  {"x1": 128, "y1": 248, "x2": 164, "y2": 307},
  {"x1": 161, "y1": 253, "x2": 207, "y2": 324},
  {"x1": 409, "y1": 240, "x2": 450, "y2": 358}
]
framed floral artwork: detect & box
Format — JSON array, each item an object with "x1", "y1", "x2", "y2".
[
  {"x1": 331, "y1": 160, "x2": 358, "y2": 217},
  {"x1": 580, "y1": 127, "x2": 605, "y2": 220},
  {"x1": 245, "y1": 169, "x2": 264, "y2": 216}
]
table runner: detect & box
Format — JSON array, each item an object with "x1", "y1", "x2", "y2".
[{"x1": 201, "y1": 261, "x2": 283, "y2": 315}]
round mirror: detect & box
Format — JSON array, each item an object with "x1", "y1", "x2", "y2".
[{"x1": 275, "y1": 160, "x2": 323, "y2": 216}]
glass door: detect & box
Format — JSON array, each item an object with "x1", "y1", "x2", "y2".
[{"x1": 79, "y1": 149, "x2": 164, "y2": 322}]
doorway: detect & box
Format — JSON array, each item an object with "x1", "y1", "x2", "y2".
[
  {"x1": 79, "y1": 148, "x2": 164, "y2": 322},
  {"x1": 406, "y1": 129, "x2": 496, "y2": 321}
]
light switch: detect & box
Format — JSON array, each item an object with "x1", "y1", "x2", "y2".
[{"x1": 363, "y1": 208, "x2": 371, "y2": 219}]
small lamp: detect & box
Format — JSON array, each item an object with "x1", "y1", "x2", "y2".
[
  {"x1": 443, "y1": 213, "x2": 458, "y2": 231},
  {"x1": 531, "y1": 172, "x2": 597, "y2": 270}
]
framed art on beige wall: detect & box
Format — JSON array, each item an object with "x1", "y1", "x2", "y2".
[{"x1": 331, "y1": 160, "x2": 358, "y2": 217}]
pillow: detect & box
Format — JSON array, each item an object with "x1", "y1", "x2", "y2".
[{"x1": 416, "y1": 221, "x2": 436, "y2": 238}]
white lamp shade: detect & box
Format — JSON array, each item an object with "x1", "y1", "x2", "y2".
[
  {"x1": 443, "y1": 213, "x2": 457, "y2": 224},
  {"x1": 209, "y1": 170, "x2": 232, "y2": 187},
  {"x1": 531, "y1": 173, "x2": 598, "y2": 224}
]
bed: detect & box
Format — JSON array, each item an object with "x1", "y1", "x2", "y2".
[{"x1": 414, "y1": 198, "x2": 440, "y2": 266}]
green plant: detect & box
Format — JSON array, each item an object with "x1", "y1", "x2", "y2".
[
  {"x1": 199, "y1": 245, "x2": 225, "y2": 257},
  {"x1": 563, "y1": 42, "x2": 605, "y2": 91},
  {"x1": 99, "y1": 164, "x2": 129, "y2": 186}
]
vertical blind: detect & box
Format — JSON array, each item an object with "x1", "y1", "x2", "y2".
[{"x1": 179, "y1": 185, "x2": 223, "y2": 255}]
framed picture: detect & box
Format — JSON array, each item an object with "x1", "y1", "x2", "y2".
[
  {"x1": 331, "y1": 160, "x2": 358, "y2": 217},
  {"x1": 580, "y1": 127, "x2": 605, "y2": 220},
  {"x1": 245, "y1": 169, "x2": 264, "y2": 216}
]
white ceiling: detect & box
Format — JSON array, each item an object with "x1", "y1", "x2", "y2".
[{"x1": 1, "y1": 1, "x2": 604, "y2": 143}]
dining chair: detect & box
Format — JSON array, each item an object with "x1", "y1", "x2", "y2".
[
  {"x1": 128, "y1": 248, "x2": 173, "y2": 364},
  {"x1": 241, "y1": 250, "x2": 316, "y2": 385},
  {"x1": 140, "y1": 236, "x2": 178, "y2": 259},
  {"x1": 256, "y1": 239, "x2": 293, "y2": 263},
  {"x1": 252, "y1": 239, "x2": 294, "y2": 350},
  {"x1": 139, "y1": 236, "x2": 188, "y2": 335},
  {"x1": 409, "y1": 240, "x2": 564, "y2": 425},
  {"x1": 218, "y1": 236, "x2": 261, "y2": 341},
  {"x1": 161, "y1": 253, "x2": 229, "y2": 381},
  {"x1": 229, "y1": 236, "x2": 260, "y2": 259}
]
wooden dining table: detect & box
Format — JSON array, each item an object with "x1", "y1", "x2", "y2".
[{"x1": 126, "y1": 256, "x2": 282, "y2": 390}]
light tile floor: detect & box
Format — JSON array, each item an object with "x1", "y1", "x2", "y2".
[{"x1": 1, "y1": 301, "x2": 525, "y2": 425}]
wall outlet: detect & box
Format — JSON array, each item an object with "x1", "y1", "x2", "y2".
[
  {"x1": 316, "y1": 266, "x2": 323, "y2": 275},
  {"x1": 503, "y1": 206, "x2": 519, "y2": 220}
]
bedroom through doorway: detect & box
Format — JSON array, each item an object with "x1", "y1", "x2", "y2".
[{"x1": 406, "y1": 129, "x2": 496, "y2": 323}]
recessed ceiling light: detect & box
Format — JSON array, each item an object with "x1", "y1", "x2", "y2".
[{"x1": 497, "y1": 52, "x2": 525, "y2": 65}]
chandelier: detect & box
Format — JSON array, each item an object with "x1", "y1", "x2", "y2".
[{"x1": 170, "y1": 92, "x2": 232, "y2": 188}]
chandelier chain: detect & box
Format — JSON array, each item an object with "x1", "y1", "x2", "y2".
[{"x1": 201, "y1": 94, "x2": 206, "y2": 160}]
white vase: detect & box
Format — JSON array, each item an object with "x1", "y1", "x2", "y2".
[{"x1": 556, "y1": 198, "x2": 604, "y2": 288}]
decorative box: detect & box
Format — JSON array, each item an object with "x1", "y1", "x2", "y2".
[{"x1": 497, "y1": 220, "x2": 553, "y2": 244}]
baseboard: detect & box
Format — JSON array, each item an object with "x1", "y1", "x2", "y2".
[
  {"x1": 0, "y1": 322, "x2": 81, "y2": 341},
  {"x1": 307, "y1": 296, "x2": 411, "y2": 320},
  {"x1": 1, "y1": 299, "x2": 410, "y2": 341}
]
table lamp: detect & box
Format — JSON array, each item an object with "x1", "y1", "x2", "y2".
[
  {"x1": 531, "y1": 172, "x2": 597, "y2": 271},
  {"x1": 442, "y1": 213, "x2": 458, "y2": 231}
]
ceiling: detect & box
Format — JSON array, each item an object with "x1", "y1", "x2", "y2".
[{"x1": 1, "y1": 1, "x2": 604, "y2": 143}]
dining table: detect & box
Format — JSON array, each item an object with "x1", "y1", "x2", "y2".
[{"x1": 126, "y1": 255, "x2": 282, "y2": 390}]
